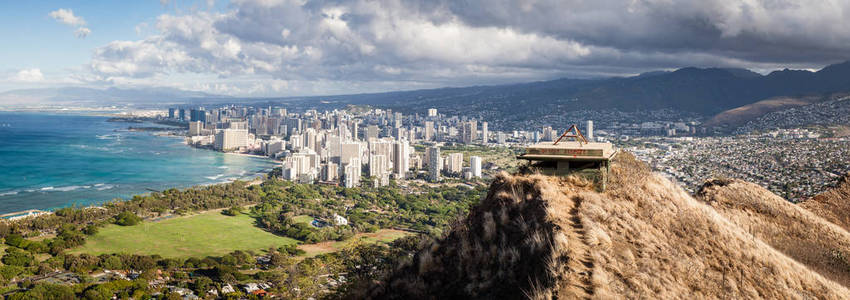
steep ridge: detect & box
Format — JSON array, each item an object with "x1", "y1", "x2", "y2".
[
  {"x1": 697, "y1": 178, "x2": 850, "y2": 288},
  {"x1": 800, "y1": 175, "x2": 850, "y2": 232},
  {"x1": 350, "y1": 154, "x2": 850, "y2": 299}
]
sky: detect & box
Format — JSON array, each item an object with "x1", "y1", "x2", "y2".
[{"x1": 2, "y1": 0, "x2": 850, "y2": 97}]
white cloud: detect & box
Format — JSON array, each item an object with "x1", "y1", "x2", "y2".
[
  {"x1": 82, "y1": 0, "x2": 850, "y2": 96},
  {"x1": 49, "y1": 8, "x2": 86, "y2": 26},
  {"x1": 75, "y1": 27, "x2": 91, "y2": 38},
  {"x1": 49, "y1": 8, "x2": 91, "y2": 39},
  {"x1": 14, "y1": 69, "x2": 44, "y2": 82}
]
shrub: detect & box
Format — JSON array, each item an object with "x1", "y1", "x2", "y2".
[
  {"x1": 114, "y1": 212, "x2": 142, "y2": 226},
  {"x1": 83, "y1": 225, "x2": 99, "y2": 235},
  {"x1": 222, "y1": 206, "x2": 243, "y2": 216}
]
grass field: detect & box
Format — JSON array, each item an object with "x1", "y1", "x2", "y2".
[
  {"x1": 70, "y1": 211, "x2": 299, "y2": 258},
  {"x1": 291, "y1": 215, "x2": 314, "y2": 225},
  {"x1": 298, "y1": 229, "x2": 410, "y2": 257}
]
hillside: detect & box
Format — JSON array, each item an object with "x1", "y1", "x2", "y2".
[
  {"x1": 697, "y1": 178, "x2": 850, "y2": 288},
  {"x1": 702, "y1": 95, "x2": 816, "y2": 130},
  {"x1": 800, "y1": 175, "x2": 850, "y2": 232},
  {"x1": 348, "y1": 154, "x2": 850, "y2": 299}
]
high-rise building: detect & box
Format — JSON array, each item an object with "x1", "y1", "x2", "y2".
[
  {"x1": 366, "y1": 125, "x2": 380, "y2": 140},
  {"x1": 369, "y1": 154, "x2": 387, "y2": 178},
  {"x1": 343, "y1": 158, "x2": 361, "y2": 188},
  {"x1": 178, "y1": 109, "x2": 186, "y2": 121},
  {"x1": 481, "y1": 122, "x2": 488, "y2": 144},
  {"x1": 214, "y1": 129, "x2": 248, "y2": 151},
  {"x1": 168, "y1": 108, "x2": 176, "y2": 119},
  {"x1": 424, "y1": 121, "x2": 434, "y2": 141},
  {"x1": 586, "y1": 120, "x2": 594, "y2": 142},
  {"x1": 393, "y1": 112, "x2": 403, "y2": 129},
  {"x1": 542, "y1": 126, "x2": 554, "y2": 141},
  {"x1": 340, "y1": 141, "x2": 362, "y2": 165},
  {"x1": 228, "y1": 121, "x2": 248, "y2": 130},
  {"x1": 497, "y1": 132, "x2": 507, "y2": 144},
  {"x1": 427, "y1": 108, "x2": 437, "y2": 117},
  {"x1": 393, "y1": 140, "x2": 409, "y2": 179},
  {"x1": 428, "y1": 146, "x2": 441, "y2": 182},
  {"x1": 189, "y1": 121, "x2": 203, "y2": 136},
  {"x1": 266, "y1": 139, "x2": 285, "y2": 157},
  {"x1": 190, "y1": 109, "x2": 206, "y2": 123},
  {"x1": 470, "y1": 156, "x2": 482, "y2": 178},
  {"x1": 322, "y1": 162, "x2": 338, "y2": 182},
  {"x1": 462, "y1": 121, "x2": 477, "y2": 144},
  {"x1": 304, "y1": 128, "x2": 317, "y2": 151},
  {"x1": 446, "y1": 152, "x2": 464, "y2": 174},
  {"x1": 289, "y1": 134, "x2": 303, "y2": 150}
]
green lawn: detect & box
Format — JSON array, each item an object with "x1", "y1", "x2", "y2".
[
  {"x1": 70, "y1": 211, "x2": 298, "y2": 258},
  {"x1": 291, "y1": 215, "x2": 314, "y2": 225}
]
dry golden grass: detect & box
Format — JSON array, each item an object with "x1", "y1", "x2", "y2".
[
  {"x1": 694, "y1": 178, "x2": 850, "y2": 291},
  {"x1": 703, "y1": 96, "x2": 812, "y2": 128},
  {"x1": 800, "y1": 176, "x2": 850, "y2": 232},
  {"x1": 350, "y1": 152, "x2": 850, "y2": 299},
  {"x1": 697, "y1": 176, "x2": 850, "y2": 288}
]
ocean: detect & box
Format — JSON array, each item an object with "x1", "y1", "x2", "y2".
[{"x1": 0, "y1": 111, "x2": 278, "y2": 214}]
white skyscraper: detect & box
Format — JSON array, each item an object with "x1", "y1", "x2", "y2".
[
  {"x1": 586, "y1": 120, "x2": 594, "y2": 142},
  {"x1": 427, "y1": 108, "x2": 437, "y2": 117},
  {"x1": 446, "y1": 152, "x2": 464, "y2": 174},
  {"x1": 343, "y1": 158, "x2": 361, "y2": 188},
  {"x1": 289, "y1": 134, "x2": 303, "y2": 150},
  {"x1": 369, "y1": 154, "x2": 387, "y2": 178},
  {"x1": 470, "y1": 156, "x2": 482, "y2": 178},
  {"x1": 340, "y1": 142, "x2": 363, "y2": 166}
]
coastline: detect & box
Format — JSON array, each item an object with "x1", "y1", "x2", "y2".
[
  {"x1": 224, "y1": 151, "x2": 279, "y2": 161},
  {"x1": 0, "y1": 113, "x2": 279, "y2": 216}
]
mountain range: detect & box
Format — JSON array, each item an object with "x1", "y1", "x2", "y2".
[
  {"x1": 5, "y1": 61, "x2": 850, "y2": 126},
  {"x1": 0, "y1": 87, "x2": 226, "y2": 107},
  {"x1": 258, "y1": 61, "x2": 850, "y2": 127}
]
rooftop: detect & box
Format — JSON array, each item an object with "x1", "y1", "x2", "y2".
[{"x1": 519, "y1": 141, "x2": 617, "y2": 161}]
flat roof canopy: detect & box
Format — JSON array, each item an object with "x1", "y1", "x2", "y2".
[{"x1": 518, "y1": 141, "x2": 617, "y2": 161}]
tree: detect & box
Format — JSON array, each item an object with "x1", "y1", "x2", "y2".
[
  {"x1": 114, "y1": 211, "x2": 142, "y2": 226},
  {"x1": 2, "y1": 248, "x2": 34, "y2": 267},
  {"x1": 4, "y1": 234, "x2": 24, "y2": 248},
  {"x1": 7, "y1": 283, "x2": 74, "y2": 300},
  {"x1": 193, "y1": 276, "x2": 213, "y2": 295}
]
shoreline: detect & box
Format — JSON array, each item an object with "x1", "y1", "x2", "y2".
[
  {"x1": 223, "y1": 151, "x2": 280, "y2": 161},
  {"x1": 0, "y1": 122, "x2": 278, "y2": 217}
]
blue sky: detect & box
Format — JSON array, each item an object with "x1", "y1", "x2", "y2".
[
  {"x1": 0, "y1": 1, "x2": 228, "y2": 93},
  {"x1": 2, "y1": 1, "x2": 160, "y2": 71},
  {"x1": 1, "y1": 0, "x2": 849, "y2": 97}
]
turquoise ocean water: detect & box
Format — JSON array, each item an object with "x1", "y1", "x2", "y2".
[{"x1": 0, "y1": 111, "x2": 278, "y2": 214}]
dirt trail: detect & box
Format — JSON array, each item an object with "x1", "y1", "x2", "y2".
[{"x1": 564, "y1": 192, "x2": 595, "y2": 298}]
